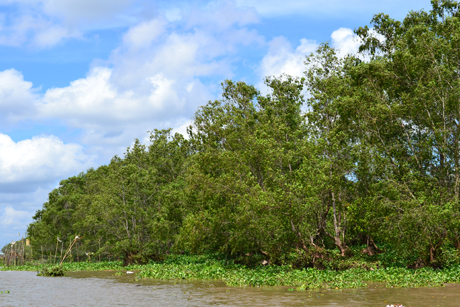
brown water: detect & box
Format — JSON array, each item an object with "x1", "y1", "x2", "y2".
[{"x1": 1, "y1": 270, "x2": 460, "y2": 306}]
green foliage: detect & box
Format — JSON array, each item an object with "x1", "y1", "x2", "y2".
[
  {"x1": 27, "y1": 129, "x2": 189, "y2": 265},
  {"x1": 37, "y1": 265, "x2": 66, "y2": 277},
  {"x1": 1, "y1": 261, "x2": 142, "y2": 272},
  {"x1": 21, "y1": 1, "x2": 460, "y2": 274},
  {"x1": 6, "y1": 256, "x2": 460, "y2": 289},
  {"x1": 137, "y1": 254, "x2": 460, "y2": 289}
]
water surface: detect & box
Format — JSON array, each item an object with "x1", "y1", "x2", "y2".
[{"x1": 1, "y1": 270, "x2": 459, "y2": 306}]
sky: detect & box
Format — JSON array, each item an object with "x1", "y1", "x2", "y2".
[{"x1": 0, "y1": 0, "x2": 433, "y2": 247}]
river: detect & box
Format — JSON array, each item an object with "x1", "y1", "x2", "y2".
[{"x1": 1, "y1": 270, "x2": 459, "y2": 306}]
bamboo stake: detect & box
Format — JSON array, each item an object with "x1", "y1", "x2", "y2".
[
  {"x1": 54, "y1": 237, "x2": 61, "y2": 265},
  {"x1": 60, "y1": 236, "x2": 81, "y2": 266},
  {"x1": 22, "y1": 236, "x2": 25, "y2": 265}
]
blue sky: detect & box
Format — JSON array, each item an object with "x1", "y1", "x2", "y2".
[{"x1": 0, "y1": 0, "x2": 432, "y2": 247}]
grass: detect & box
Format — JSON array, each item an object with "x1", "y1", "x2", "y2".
[{"x1": 4, "y1": 255, "x2": 460, "y2": 289}]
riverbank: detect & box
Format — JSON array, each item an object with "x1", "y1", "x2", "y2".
[{"x1": 3, "y1": 255, "x2": 460, "y2": 290}]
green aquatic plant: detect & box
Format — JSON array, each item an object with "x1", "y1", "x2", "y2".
[
  {"x1": 37, "y1": 265, "x2": 66, "y2": 277},
  {"x1": 0, "y1": 261, "x2": 142, "y2": 272},
  {"x1": 5, "y1": 256, "x2": 460, "y2": 289},
  {"x1": 136, "y1": 255, "x2": 460, "y2": 289}
]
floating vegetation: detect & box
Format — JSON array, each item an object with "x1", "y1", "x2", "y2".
[
  {"x1": 136, "y1": 255, "x2": 460, "y2": 289},
  {"x1": 0, "y1": 261, "x2": 142, "y2": 272},
  {"x1": 37, "y1": 265, "x2": 66, "y2": 277},
  {"x1": 5, "y1": 254, "x2": 460, "y2": 289}
]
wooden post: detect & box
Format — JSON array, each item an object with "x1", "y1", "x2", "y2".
[
  {"x1": 22, "y1": 237, "x2": 25, "y2": 265},
  {"x1": 60, "y1": 241, "x2": 63, "y2": 261}
]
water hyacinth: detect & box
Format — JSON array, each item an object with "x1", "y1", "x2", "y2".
[
  {"x1": 135, "y1": 255, "x2": 460, "y2": 289},
  {"x1": 0, "y1": 261, "x2": 142, "y2": 272},
  {"x1": 4, "y1": 255, "x2": 460, "y2": 289}
]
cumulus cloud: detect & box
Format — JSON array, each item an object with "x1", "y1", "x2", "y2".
[
  {"x1": 187, "y1": 0, "x2": 259, "y2": 31},
  {"x1": 259, "y1": 27, "x2": 362, "y2": 83},
  {"x1": 331, "y1": 27, "x2": 360, "y2": 57},
  {"x1": 0, "y1": 13, "x2": 82, "y2": 48},
  {"x1": 173, "y1": 119, "x2": 193, "y2": 139},
  {"x1": 37, "y1": 0, "x2": 134, "y2": 24},
  {"x1": 235, "y1": 0, "x2": 431, "y2": 18},
  {"x1": 32, "y1": 4, "x2": 262, "y2": 149},
  {"x1": 260, "y1": 36, "x2": 318, "y2": 80},
  {"x1": 0, "y1": 2, "x2": 265, "y2": 164},
  {"x1": 0, "y1": 186, "x2": 51, "y2": 244},
  {"x1": 31, "y1": 24, "x2": 80, "y2": 48},
  {"x1": 0, "y1": 69, "x2": 38, "y2": 121},
  {"x1": 0, "y1": 133, "x2": 93, "y2": 192},
  {"x1": 122, "y1": 18, "x2": 167, "y2": 50},
  {"x1": 0, "y1": 206, "x2": 31, "y2": 228},
  {"x1": 40, "y1": 67, "x2": 205, "y2": 134},
  {"x1": 0, "y1": 205, "x2": 35, "y2": 244},
  {"x1": 0, "y1": 0, "x2": 136, "y2": 48},
  {"x1": 0, "y1": 2, "x2": 265, "y2": 166}
]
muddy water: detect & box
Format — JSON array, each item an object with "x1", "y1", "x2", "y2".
[{"x1": 1, "y1": 270, "x2": 460, "y2": 307}]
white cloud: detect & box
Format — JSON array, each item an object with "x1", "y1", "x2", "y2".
[
  {"x1": 122, "y1": 18, "x2": 167, "y2": 50},
  {"x1": 0, "y1": 206, "x2": 31, "y2": 229},
  {"x1": 0, "y1": 0, "x2": 136, "y2": 48},
  {"x1": 0, "y1": 2, "x2": 264, "y2": 164},
  {"x1": 187, "y1": 0, "x2": 260, "y2": 31},
  {"x1": 259, "y1": 27, "x2": 362, "y2": 83},
  {"x1": 0, "y1": 69, "x2": 38, "y2": 121},
  {"x1": 173, "y1": 119, "x2": 193, "y2": 139},
  {"x1": 40, "y1": 66, "x2": 208, "y2": 130},
  {"x1": 0, "y1": 133, "x2": 93, "y2": 189},
  {"x1": 235, "y1": 0, "x2": 431, "y2": 18},
  {"x1": 32, "y1": 25, "x2": 80, "y2": 48},
  {"x1": 164, "y1": 8, "x2": 182, "y2": 22},
  {"x1": 33, "y1": 4, "x2": 262, "y2": 149},
  {"x1": 331, "y1": 27, "x2": 360, "y2": 57},
  {"x1": 0, "y1": 13, "x2": 81, "y2": 48},
  {"x1": 260, "y1": 36, "x2": 318, "y2": 80},
  {"x1": 37, "y1": 0, "x2": 134, "y2": 24},
  {"x1": 6, "y1": 0, "x2": 134, "y2": 24},
  {"x1": 0, "y1": 187, "x2": 49, "y2": 243}
]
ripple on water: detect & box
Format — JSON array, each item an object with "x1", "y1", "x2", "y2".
[{"x1": 1, "y1": 270, "x2": 460, "y2": 306}]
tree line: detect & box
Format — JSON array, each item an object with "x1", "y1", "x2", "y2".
[{"x1": 24, "y1": 1, "x2": 460, "y2": 267}]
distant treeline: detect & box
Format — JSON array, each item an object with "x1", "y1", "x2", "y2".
[{"x1": 24, "y1": 2, "x2": 460, "y2": 267}]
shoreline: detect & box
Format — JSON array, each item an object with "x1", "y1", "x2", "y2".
[{"x1": 2, "y1": 259, "x2": 460, "y2": 290}]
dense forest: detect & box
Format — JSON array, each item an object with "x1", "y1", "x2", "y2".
[{"x1": 17, "y1": 1, "x2": 460, "y2": 268}]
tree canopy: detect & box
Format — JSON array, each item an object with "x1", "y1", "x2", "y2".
[{"x1": 24, "y1": 1, "x2": 460, "y2": 268}]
